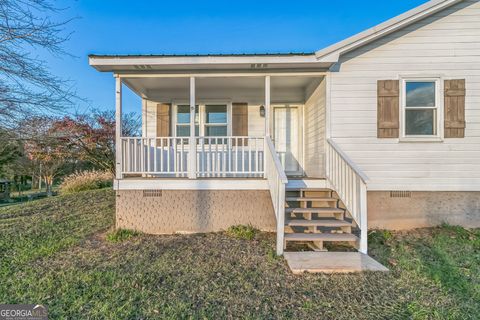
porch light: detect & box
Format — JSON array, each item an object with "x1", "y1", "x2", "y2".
[{"x1": 259, "y1": 105, "x2": 265, "y2": 117}]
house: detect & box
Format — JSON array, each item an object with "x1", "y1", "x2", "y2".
[{"x1": 89, "y1": 0, "x2": 480, "y2": 271}]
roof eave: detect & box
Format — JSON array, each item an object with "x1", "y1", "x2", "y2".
[
  {"x1": 315, "y1": 0, "x2": 465, "y2": 62},
  {"x1": 88, "y1": 54, "x2": 332, "y2": 73}
]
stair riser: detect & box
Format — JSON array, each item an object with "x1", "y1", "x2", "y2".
[
  {"x1": 288, "y1": 212, "x2": 345, "y2": 220},
  {"x1": 303, "y1": 191, "x2": 332, "y2": 198}
]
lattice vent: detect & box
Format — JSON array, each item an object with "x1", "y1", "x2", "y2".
[
  {"x1": 389, "y1": 191, "x2": 411, "y2": 198},
  {"x1": 143, "y1": 190, "x2": 163, "y2": 198}
]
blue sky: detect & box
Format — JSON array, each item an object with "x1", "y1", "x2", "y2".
[{"x1": 48, "y1": 0, "x2": 429, "y2": 115}]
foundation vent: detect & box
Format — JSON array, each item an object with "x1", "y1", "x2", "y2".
[
  {"x1": 390, "y1": 191, "x2": 411, "y2": 198},
  {"x1": 143, "y1": 190, "x2": 163, "y2": 198}
]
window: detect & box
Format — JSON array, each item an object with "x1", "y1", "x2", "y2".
[
  {"x1": 176, "y1": 105, "x2": 199, "y2": 137},
  {"x1": 205, "y1": 105, "x2": 227, "y2": 137},
  {"x1": 403, "y1": 79, "x2": 439, "y2": 137},
  {"x1": 174, "y1": 104, "x2": 229, "y2": 137}
]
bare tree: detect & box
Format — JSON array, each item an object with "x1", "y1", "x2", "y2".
[{"x1": 0, "y1": 0, "x2": 75, "y2": 125}]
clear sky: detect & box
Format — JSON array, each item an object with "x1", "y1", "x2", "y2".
[{"x1": 47, "y1": 0, "x2": 429, "y2": 115}]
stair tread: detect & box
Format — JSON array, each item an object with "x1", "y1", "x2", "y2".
[
  {"x1": 286, "y1": 219, "x2": 352, "y2": 227},
  {"x1": 286, "y1": 207, "x2": 344, "y2": 213},
  {"x1": 285, "y1": 233, "x2": 358, "y2": 242},
  {"x1": 286, "y1": 197, "x2": 337, "y2": 202},
  {"x1": 285, "y1": 188, "x2": 332, "y2": 191}
]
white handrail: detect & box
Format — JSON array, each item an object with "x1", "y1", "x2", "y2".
[
  {"x1": 264, "y1": 136, "x2": 288, "y2": 255},
  {"x1": 326, "y1": 138, "x2": 369, "y2": 254},
  {"x1": 327, "y1": 139, "x2": 368, "y2": 183}
]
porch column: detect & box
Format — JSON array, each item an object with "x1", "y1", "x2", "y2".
[
  {"x1": 265, "y1": 75, "x2": 271, "y2": 137},
  {"x1": 115, "y1": 75, "x2": 123, "y2": 180},
  {"x1": 188, "y1": 76, "x2": 197, "y2": 179}
]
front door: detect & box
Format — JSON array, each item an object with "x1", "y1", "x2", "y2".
[{"x1": 273, "y1": 105, "x2": 302, "y2": 176}]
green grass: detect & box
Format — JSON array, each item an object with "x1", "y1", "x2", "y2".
[
  {"x1": 226, "y1": 224, "x2": 258, "y2": 240},
  {"x1": 106, "y1": 228, "x2": 140, "y2": 243},
  {"x1": 0, "y1": 189, "x2": 478, "y2": 319}
]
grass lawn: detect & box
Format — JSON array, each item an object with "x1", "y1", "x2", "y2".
[{"x1": 0, "y1": 189, "x2": 479, "y2": 319}]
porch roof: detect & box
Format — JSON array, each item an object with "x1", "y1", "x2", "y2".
[{"x1": 88, "y1": 53, "x2": 332, "y2": 73}]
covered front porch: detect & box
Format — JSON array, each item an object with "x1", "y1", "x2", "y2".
[{"x1": 115, "y1": 73, "x2": 326, "y2": 180}]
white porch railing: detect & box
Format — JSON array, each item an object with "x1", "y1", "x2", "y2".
[
  {"x1": 195, "y1": 136, "x2": 264, "y2": 177},
  {"x1": 121, "y1": 137, "x2": 189, "y2": 176},
  {"x1": 265, "y1": 136, "x2": 288, "y2": 255},
  {"x1": 120, "y1": 136, "x2": 264, "y2": 178},
  {"x1": 325, "y1": 138, "x2": 369, "y2": 254}
]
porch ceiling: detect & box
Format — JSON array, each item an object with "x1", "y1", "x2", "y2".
[{"x1": 123, "y1": 75, "x2": 323, "y2": 103}]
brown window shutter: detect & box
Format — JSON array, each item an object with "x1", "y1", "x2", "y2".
[
  {"x1": 377, "y1": 80, "x2": 400, "y2": 138},
  {"x1": 444, "y1": 79, "x2": 466, "y2": 138},
  {"x1": 156, "y1": 103, "x2": 171, "y2": 137},
  {"x1": 232, "y1": 103, "x2": 248, "y2": 146}
]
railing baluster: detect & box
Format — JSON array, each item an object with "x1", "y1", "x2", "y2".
[
  {"x1": 248, "y1": 137, "x2": 252, "y2": 174},
  {"x1": 215, "y1": 137, "x2": 219, "y2": 176},
  {"x1": 241, "y1": 137, "x2": 244, "y2": 174},
  {"x1": 222, "y1": 138, "x2": 226, "y2": 176},
  {"x1": 180, "y1": 138, "x2": 184, "y2": 173},
  {"x1": 234, "y1": 137, "x2": 238, "y2": 174},
  {"x1": 167, "y1": 138, "x2": 171, "y2": 173},
  {"x1": 202, "y1": 137, "x2": 206, "y2": 177}
]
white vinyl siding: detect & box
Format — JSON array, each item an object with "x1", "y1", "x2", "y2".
[
  {"x1": 329, "y1": 0, "x2": 480, "y2": 191},
  {"x1": 143, "y1": 99, "x2": 158, "y2": 138},
  {"x1": 304, "y1": 78, "x2": 326, "y2": 178}
]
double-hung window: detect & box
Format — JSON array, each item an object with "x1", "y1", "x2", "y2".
[
  {"x1": 175, "y1": 105, "x2": 199, "y2": 137},
  {"x1": 174, "y1": 103, "x2": 229, "y2": 137},
  {"x1": 402, "y1": 79, "x2": 440, "y2": 137},
  {"x1": 205, "y1": 105, "x2": 228, "y2": 137}
]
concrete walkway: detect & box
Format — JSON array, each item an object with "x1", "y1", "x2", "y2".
[{"x1": 284, "y1": 252, "x2": 389, "y2": 274}]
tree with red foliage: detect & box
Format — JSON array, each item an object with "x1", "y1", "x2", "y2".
[
  {"x1": 53, "y1": 110, "x2": 140, "y2": 175},
  {"x1": 22, "y1": 117, "x2": 71, "y2": 196}
]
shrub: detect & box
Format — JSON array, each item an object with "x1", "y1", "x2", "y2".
[
  {"x1": 226, "y1": 225, "x2": 258, "y2": 240},
  {"x1": 106, "y1": 228, "x2": 140, "y2": 243},
  {"x1": 59, "y1": 171, "x2": 113, "y2": 194}
]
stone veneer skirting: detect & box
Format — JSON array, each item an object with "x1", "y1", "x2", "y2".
[
  {"x1": 116, "y1": 190, "x2": 276, "y2": 234},
  {"x1": 368, "y1": 191, "x2": 480, "y2": 230}
]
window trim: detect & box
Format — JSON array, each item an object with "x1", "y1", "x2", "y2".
[
  {"x1": 399, "y1": 77, "x2": 443, "y2": 141},
  {"x1": 172, "y1": 101, "x2": 232, "y2": 137}
]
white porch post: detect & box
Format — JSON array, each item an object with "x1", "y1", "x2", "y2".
[
  {"x1": 188, "y1": 76, "x2": 197, "y2": 179},
  {"x1": 359, "y1": 182, "x2": 368, "y2": 254},
  {"x1": 265, "y1": 75, "x2": 271, "y2": 137},
  {"x1": 264, "y1": 76, "x2": 271, "y2": 179},
  {"x1": 115, "y1": 75, "x2": 123, "y2": 180}
]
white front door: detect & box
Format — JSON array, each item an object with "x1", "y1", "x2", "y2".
[{"x1": 273, "y1": 106, "x2": 302, "y2": 175}]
